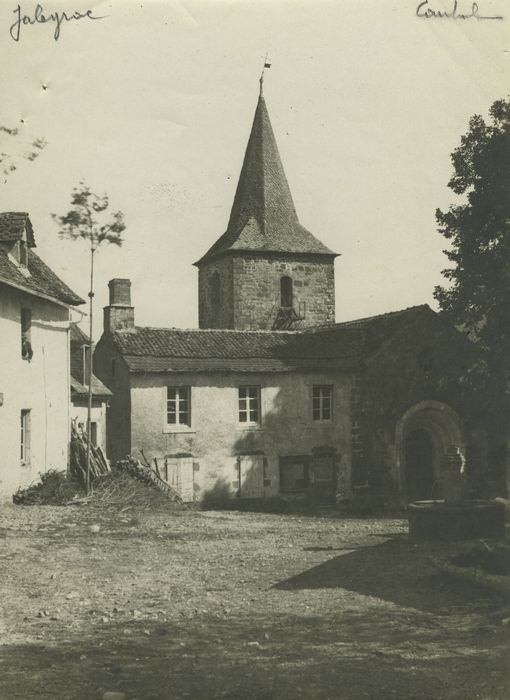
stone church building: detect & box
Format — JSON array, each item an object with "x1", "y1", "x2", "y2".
[{"x1": 94, "y1": 85, "x2": 493, "y2": 505}]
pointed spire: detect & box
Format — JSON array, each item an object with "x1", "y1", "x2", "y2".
[
  {"x1": 226, "y1": 90, "x2": 299, "y2": 239},
  {"x1": 195, "y1": 78, "x2": 336, "y2": 266}
]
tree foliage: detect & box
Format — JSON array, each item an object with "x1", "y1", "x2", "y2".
[
  {"x1": 0, "y1": 123, "x2": 46, "y2": 181},
  {"x1": 434, "y1": 98, "x2": 510, "y2": 376},
  {"x1": 52, "y1": 181, "x2": 125, "y2": 248}
]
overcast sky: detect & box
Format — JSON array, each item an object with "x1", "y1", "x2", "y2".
[{"x1": 1, "y1": 0, "x2": 508, "y2": 337}]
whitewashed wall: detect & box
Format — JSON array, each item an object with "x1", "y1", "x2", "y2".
[{"x1": 0, "y1": 284, "x2": 71, "y2": 497}]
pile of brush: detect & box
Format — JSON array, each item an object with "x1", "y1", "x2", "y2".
[
  {"x1": 89, "y1": 466, "x2": 183, "y2": 510},
  {"x1": 116, "y1": 454, "x2": 184, "y2": 503},
  {"x1": 13, "y1": 454, "x2": 186, "y2": 511},
  {"x1": 70, "y1": 455, "x2": 186, "y2": 510},
  {"x1": 13, "y1": 470, "x2": 84, "y2": 506}
]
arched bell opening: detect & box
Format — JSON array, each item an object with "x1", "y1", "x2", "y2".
[{"x1": 280, "y1": 276, "x2": 293, "y2": 308}]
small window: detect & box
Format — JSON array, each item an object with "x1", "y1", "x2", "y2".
[
  {"x1": 20, "y1": 409, "x2": 31, "y2": 465},
  {"x1": 167, "y1": 386, "x2": 191, "y2": 426},
  {"x1": 238, "y1": 386, "x2": 260, "y2": 424},
  {"x1": 21, "y1": 308, "x2": 33, "y2": 360},
  {"x1": 19, "y1": 240, "x2": 28, "y2": 267},
  {"x1": 312, "y1": 385, "x2": 333, "y2": 421},
  {"x1": 280, "y1": 276, "x2": 293, "y2": 308},
  {"x1": 210, "y1": 272, "x2": 221, "y2": 308}
]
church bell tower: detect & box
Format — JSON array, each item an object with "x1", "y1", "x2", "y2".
[{"x1": 194, "y1": 76, "x2": 338, "y2": 331}]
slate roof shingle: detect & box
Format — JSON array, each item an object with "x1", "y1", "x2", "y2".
[
  {"x1": 0, "y1": 212, "x2": 36, "y2": 246},
  {"x1": 311, "y1": 305, "x2": 434, "y2": 357},
  {"x1": 70, "y1": 376, "x2": 112, "y2": 397},
  {"x1": 195, "y1": 95, "x2": 337, "y2": 265},
  {"x1": 109, "y1": 306, "x2": 443, "y2": 374},
  {"x1": 0, "y1": 248, "x2": 84, "y2": 306}
]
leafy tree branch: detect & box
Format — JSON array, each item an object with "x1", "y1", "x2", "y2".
[
  {"x1": 434, "y1": 97, "x2": 510, "y2": 379},
  {"x1": 0, "y1": 122, "x2": 46, "y2": 181}
]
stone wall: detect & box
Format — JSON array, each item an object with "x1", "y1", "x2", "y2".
[
  {"x1": 198, "y1": 253, "x2": 335, "y2": 330},
  {"x1": 351, "y1": 311, "x2": 495, "y2": 502},
  {"x1": 232, "y1": 255, "x2": 335, "y2": 330},
  {"x1": 93, "y1": 335, "x2": 132, "y2": 462},
  {"x1": 129, "y1": 370, "x2": 352, "y2": 499},
  {"x1": 198, "y1": 257, "x2": 234, "y2": 329}
]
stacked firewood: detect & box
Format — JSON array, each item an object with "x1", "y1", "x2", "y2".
[
  {"x1": 70, "y1": 423, "x2": 110, "y2": 487},
  {"x1": 117, "y1": 453, "x2": 184, "y2": 505}
]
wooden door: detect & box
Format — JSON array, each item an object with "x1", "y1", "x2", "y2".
[
  {"x1": 309, "y1": 455, "x2": 337, "y2": 504},
  {"x1": 405, "y1": 429, "x2": 435, "y2": 501},
  {"x1": 239, "y1": 455, "x2": 265, "y2": 498},
  {"x1": 165, "y1": 457, "x2": 195, "y2": 502}
]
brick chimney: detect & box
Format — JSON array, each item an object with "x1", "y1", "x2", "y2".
[{"x1": 104, "y1": 278, "x2": 135, "y2": 333}]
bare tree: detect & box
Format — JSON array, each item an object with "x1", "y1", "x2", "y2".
[{"x1": 52, "y1": 182, "x2": 126, "y2": 493}]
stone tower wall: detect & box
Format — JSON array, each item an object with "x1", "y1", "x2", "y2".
[
  {"x1": 198, "y1": 256, "x2": 234, "y2": 329},
  {"x1": 199, "y1": 253, "x2": 335, "y2": 330}
]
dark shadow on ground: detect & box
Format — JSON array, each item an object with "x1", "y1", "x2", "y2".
[
  {"x1": 303, "y1": 545, "x2": 356, "y2": 552},
  {"x1": 1, "y1": 606, "x2": 508, "y2": 700},
  {"x1": 276, "y1": 538, "x2": 508, "y2": 614}
]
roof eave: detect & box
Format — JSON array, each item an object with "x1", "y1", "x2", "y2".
[
  {"x1": 0, "y1": 275, "x2": 86, "y2": 310},
  {"x1": 194, "y1": 247, "x2": 339, "y2": 267}
]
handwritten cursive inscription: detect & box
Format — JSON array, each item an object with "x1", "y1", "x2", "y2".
[
  {"x1": 416, "y1": 0, "x2": 503, "y2": 19},
  {"x1": 9, "y1": 3, "x2": 106, "y2": 42}
]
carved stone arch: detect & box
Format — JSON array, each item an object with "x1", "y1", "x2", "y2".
[{"x1": 395, "y1": 400, "x2": 466, "y2": 500}]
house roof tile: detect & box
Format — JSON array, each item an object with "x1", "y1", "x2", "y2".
[
  {"x1": 112, "y1": 325, "x2": 361, "y2": 364},
  {"x1": 110, "y1": 306, "x2": 446, "y2": 374},
  {"x1": 122, "y1": 355, "x2": 355, "y2": 374},
  {"x1": 0, "y1": 212, "x2": 35, "y2": 246},
  {"x1": 70, "y1": 376, "x2": 112, "y2": 397},
  {"x1": 0, "y1": 248, "x2": 84, "y2": 306}
]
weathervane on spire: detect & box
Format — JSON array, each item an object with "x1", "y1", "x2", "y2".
[{"x1": 259, "y1": 54, "x2": 271, "y2": 96}]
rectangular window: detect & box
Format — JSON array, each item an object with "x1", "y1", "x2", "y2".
[
  {"x1": 167, "y1": 386, "x2": 191, "y2": 426},
  {"x1": 21, "y1": 308, "x2": 32, "y2": 360},
  {"x1": 238, "y1": 386, "x2": 260, "y2": 424},
  {"x1": 312, "y1": 385, "x2": 333, "y2": 421},
  {"x1": 20, "y1": 409, "x2": 31, "y2": 465}
]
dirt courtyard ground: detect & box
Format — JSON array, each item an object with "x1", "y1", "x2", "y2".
[{"x1": 0, "y1": 503, "x2": 508, "y2": 700}]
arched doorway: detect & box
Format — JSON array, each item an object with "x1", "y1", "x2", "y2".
[
  {"x1": 404, "y1": 428, "x2": 434, "y2": 501},
  {"x1": 395, "y1": 401, "x2": 465, "y2": 501}
]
